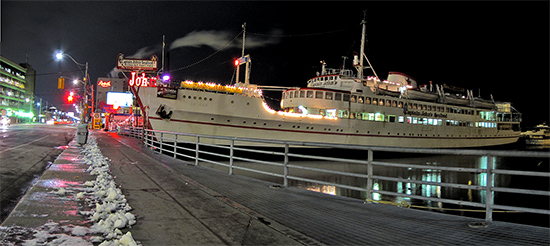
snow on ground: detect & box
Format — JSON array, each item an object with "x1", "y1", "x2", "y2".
[{"x1": 0, "y1": 135, "x2": 139, "y2": 246}]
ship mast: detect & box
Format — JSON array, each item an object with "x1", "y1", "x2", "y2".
[
  {"x1": 357, "y1": 10, "x2": 380, "y2": 82},
  {"x1": 236, "y1": 23, "x2": 251, "y2": 86}
]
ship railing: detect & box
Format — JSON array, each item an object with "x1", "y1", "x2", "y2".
[{"x1": 131, "y1": 128, "x2": 549, "y2": 224}]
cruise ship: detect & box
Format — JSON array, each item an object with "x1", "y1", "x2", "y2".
[{"x1": 134, "y1": 18, "x2": 522, "y2": 148}]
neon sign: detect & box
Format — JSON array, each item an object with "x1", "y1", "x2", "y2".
[
  {"x1": 129, "y1": 71, "x2": 157, "y2": 87},
  {"x1": 98, "y1": 80, "x2": 112, "y2": 88}
]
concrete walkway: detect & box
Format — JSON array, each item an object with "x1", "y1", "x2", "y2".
[{"x1": 1, "y1": 130, "x2": 549, "y2": 245}]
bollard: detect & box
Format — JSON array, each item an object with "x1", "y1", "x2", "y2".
[{"x1": 76, "y1": 123, "x2": 88, "y2": 145}]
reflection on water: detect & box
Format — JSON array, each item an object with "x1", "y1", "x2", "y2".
[{"x1": 198, "y1": 151, "x2": 548, "y2": 227}]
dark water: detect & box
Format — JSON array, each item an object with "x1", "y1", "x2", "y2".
[{"x1": 193, "y1": 146, "x2": 549, "y2": 228}]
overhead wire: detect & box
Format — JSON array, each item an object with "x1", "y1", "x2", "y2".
[{"x1": 247, "y1": 23, "x2": 360, "y2": 37}]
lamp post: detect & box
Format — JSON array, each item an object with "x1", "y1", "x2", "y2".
[{"x1": 55, "y1": 52, "x2": 92, "y2": 124}]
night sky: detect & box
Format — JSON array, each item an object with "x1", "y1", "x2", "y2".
[{"x1": 1, "y1": 1, "x2": 548, "y2": 127}]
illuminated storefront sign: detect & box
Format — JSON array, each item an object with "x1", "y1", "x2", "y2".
[
  {"x1": 128, "y1": 71, "x2": 157, "y2": 87},
  {"x1": 98, "y1": 80, "x2": 112, "y2": 88},
  {"x1": 117, "y1": 53, "x2": 158, "y2": 71}
]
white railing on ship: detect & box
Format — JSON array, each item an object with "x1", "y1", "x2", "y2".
[{"x1": 120, "y1": 127, "x2": 549, "y2": 223}]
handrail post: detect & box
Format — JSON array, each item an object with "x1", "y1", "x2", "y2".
[
  {"x1": 229, "y1": 140, "x2": 234, "y2": 175},
  {"x1": 485, "y1": 155, "x2": 494, "y2": 222},
  {"x1": 366, "y1": 149, "x2": 373, "y2": 204},
  {"x1": 283, "y1": 144, "x2": 289, "y2": 187},
  {"x1": 173, "y1": 134, "x2": 178, "y2": 159},
  {"x1": 195, "y1": 136, "x2": 200, "y2": 166},
  {"x1": 160, "y1": 132, "x2": 164, "y2": 155}
]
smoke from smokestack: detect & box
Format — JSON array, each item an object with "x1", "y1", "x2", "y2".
[{"x1": 108, "y1": 29, "x2": 281, "y2": 78}]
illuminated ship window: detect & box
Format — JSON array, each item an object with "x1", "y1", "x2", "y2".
[
  {"x1": 358, "y1": 96, "x2": 364, "y2": 103},
  {"x1": 372, "y1": 98, "x2": 378, "y2": 105},
  {"x1": 379, "y1": 99, "x2": 384, "y2": 106},
  {"x1": 307, "y1": 91, "x2": 314, "y2": 98},
  {"x1": 365, "y1": 97, "x2": 371, "y2": 104},
  {"x1": 325, "y1": 92, "x2": 333, "y2": 100}
]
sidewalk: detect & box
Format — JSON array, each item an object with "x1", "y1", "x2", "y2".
[
  {"x1": 0, "y1": 131, "x2": 317, "y2": 245},
  {"x1": 1, "y1": 131, "x2": 549, "y2": 245}
]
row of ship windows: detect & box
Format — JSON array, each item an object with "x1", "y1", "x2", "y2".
[
  {"x1": 285, "y1": 90, "x2": 477, "y2": 115},
  {"x1": 290, "y1": 107, "x2": 497, "y2": 128},
  {"x1": 211, "y1": 112, "x2": 496, "y2": 130}
]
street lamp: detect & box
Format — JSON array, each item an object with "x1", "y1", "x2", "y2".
[{"x1": 55, "y1": 52, "x2": 93, "y2": 124}]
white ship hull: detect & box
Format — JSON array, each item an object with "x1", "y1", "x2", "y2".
[{"x1": 138, "y1": 86, "x2": 520, "y2": 148}]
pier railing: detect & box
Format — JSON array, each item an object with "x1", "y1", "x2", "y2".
[{"x1": 119, "y1": 126, "x2": 549, "y2": 223}]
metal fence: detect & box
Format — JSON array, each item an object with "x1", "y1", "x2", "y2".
[{"x1": 120, "y1": 126, "x2": 549, "y2": 223}]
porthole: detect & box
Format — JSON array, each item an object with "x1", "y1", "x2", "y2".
[
  {"x1": 231, "y1": 100, "x2": 234, "y2": 104},
  {"x1": 247, "y1": 102, "x2": 250, "y2": 106},
  {"x1": 211, "y1": 118, "x2": 214, "y2": 120},
  {"x1": 209, "y1": 98, "x2": 213, "y2": 101}
]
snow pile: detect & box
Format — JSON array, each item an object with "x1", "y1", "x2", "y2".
[
  {"x1": 1, "y1": 135, "x2": 139, "y2": 246},
  {"x1": 77, "y1": 136, "x2": 139, "y2": 245}
]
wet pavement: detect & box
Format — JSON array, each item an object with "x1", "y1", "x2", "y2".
[{"x1": 1, "y1": 130, "x2": 549, "y2": 245}]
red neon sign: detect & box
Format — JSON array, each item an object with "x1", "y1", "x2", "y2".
[
  {"x1": 128, "y1": 71, "x2": 157, "y2": 87},
  {"x1": 98, "y1": 80, "x2": 112, "y2": 88}
]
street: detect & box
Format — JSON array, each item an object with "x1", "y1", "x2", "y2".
[{"x1": 0, "y1": 124, "x2": 75, "y2": 222}]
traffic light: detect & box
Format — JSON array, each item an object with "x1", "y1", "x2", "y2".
[
  {"x1": 234, "y1": 59, "x2": 240, "y2": 66},
  {"x1": 58, "y1": 77, "x2": 65, "y2": 89},
  {"x1": 67, "y1": 92, "x2": 74, "y2": 103}
]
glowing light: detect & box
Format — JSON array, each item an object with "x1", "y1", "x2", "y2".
[
  {"x1": 180, "y1": 80, "x2": 262, "y2": 96},
  {"x1": 55, "y1": 52, "x2": 63, "y2": 60},
  {"x1": 128, "y1": 71, "x2": 156, "y2": 87},
  {"x1": 298, "y1": 105, "x2": 308, "y2": 114},
  {"x1": 262, "y1": 102, "x2": 336, "y2": 120},
  {"x1": 98, "y1": 80, "x2": 111, "y2": 88}
]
